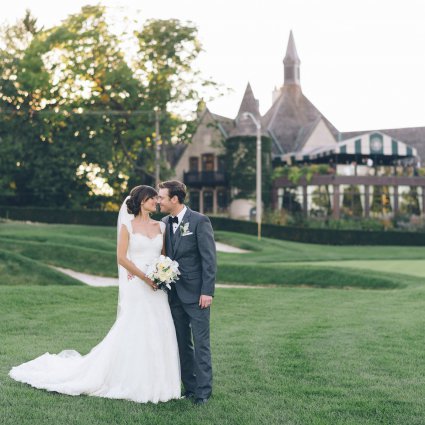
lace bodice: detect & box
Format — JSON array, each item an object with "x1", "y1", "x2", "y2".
[{"x1": 127, "y1": 221, "x2": 165, "y2": 271}]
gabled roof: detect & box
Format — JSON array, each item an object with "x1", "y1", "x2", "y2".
[
  {"x1": 209, "y1": 111, "x2": 234, "y2": 138},
  {"x1": 293, "y1": 116, "x2": 323, "y2": 151},
  {"x1": 262, "y1": 85, "x2": 339, "y2": 155},
  {"x1": 163, "y1": 142, "x2": 187, "y2": 168},
  {"x1": 169, "y1": 107, "x2": 233, "y2": 167}
]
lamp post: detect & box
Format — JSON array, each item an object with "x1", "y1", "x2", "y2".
[
  {"x1": 154, "y1": 107, "x2": 161, "y2": 188},
  {"x1": 241, "y1": 112, "x2": 262, "y2": 240}
]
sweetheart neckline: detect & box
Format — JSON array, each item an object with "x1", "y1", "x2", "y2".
[{"x1": 131, "y1": 233, "x2": 163, "y2": 240}]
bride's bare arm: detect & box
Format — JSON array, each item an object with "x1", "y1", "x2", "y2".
[{"x1": 117, "y1": 224, "x2": 157, "y2": 289}]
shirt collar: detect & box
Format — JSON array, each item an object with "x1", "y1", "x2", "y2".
[{"x1": 173, "y1": 205, "x2": 187, "y2": 225}]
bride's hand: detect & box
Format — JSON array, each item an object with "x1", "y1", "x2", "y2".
[{"x1": 145, "y1": 277, "x2": 158, "y2": 291}]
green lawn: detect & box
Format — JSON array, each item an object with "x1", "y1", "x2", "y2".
[
  {"x1": 1, "y1": 220, "x2": 425, "y2": 424},
  {"x1": 287, "y1": 259, "x2": 425, "y2": 278},
  {"x1": 2, "y1": 221, "x2": 425, "y2": 288}
]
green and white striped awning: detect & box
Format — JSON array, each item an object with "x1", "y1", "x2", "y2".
[{"x1": 282, "y1": 132, "x2": 417, "y2": 164}]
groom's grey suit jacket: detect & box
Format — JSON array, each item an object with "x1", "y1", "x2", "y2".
[{"x1": 162, "y1": 207, "x2": 216, "y2": 304}]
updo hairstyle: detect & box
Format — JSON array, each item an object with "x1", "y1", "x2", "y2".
[{"x1": 125, "y1": 185, "x2": 158, "y2": 216}]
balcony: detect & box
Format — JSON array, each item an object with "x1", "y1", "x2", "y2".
[{"x1": 183, "y1": 171, "x2": 229, "y2": 187}]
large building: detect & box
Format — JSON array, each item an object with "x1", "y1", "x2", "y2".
[{"x1": 171, "y1": 32, "x2": 425, "y2": 218}]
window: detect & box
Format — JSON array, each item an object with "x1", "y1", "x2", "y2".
[
  {"x1": 189, "y1": 157, "x2": 199, "y2": 172},
  {"x1": 217, "y1": 190, "x2": 228, "y2": 212},
  {"x1": 203, "y1": 191, "x2": 213, "y2": 213},
  {"x1": 189, "y1": 191, "x2": 200, "y2": 211},
  {"x1": 202, "y1": 154, "x2": 214, "y2": 171},
  {"x1": 217, "y1": 155, "x2": 226, "y2": 172}
]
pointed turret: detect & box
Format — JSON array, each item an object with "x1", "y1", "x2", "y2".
[
  {"x1": 283, "y1": 30, "x2": 301, "y2": 86},
  {"x1": 229, "y1": 83, "x2": 264, "y2": 138},
  {"x1": 237, "y1": 82, "x2": 260, "y2": 119}
]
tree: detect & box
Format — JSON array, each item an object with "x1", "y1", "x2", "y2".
[
  {"x1": 225, "y1": 136, "x2": 272, "y2": 206},
  {"x1": 0, "y1": 10, "x2": 47, "y2": 205},
  {"x1": 0, "y1": 7, "x2": 211, "y2": 208},
  {"x1": 132, "y1": 19, "x2": 214, "y2": 187}
]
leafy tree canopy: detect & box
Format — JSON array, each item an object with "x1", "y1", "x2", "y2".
[{"x1": 0, "y1": 6, "x2": 214, "y2": 208}]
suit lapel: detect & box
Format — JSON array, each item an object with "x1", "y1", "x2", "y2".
[
  {"x1": 173, "y1": 207, "x2": 192, "y2": 257},
  {"x1": 165, "y1": 216, "x2": 174, "y2": 257}
]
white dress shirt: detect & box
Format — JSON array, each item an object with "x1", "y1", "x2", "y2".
[{"x1": 171, "y1": 206, "x2": 187, "y2": 234}]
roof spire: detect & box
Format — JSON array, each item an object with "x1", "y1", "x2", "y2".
[
  {"x1": 283, "y1": 30, "x2": 301, "y2": 86},
  {"x1": 228, "y1": 83, "x2": 261, "y2": 138},
  {"x1": 237, "y1": 82, "x2": 260, "y2": 118}
]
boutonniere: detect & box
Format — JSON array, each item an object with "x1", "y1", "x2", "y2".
[{"x1": 179, "y1": 221, "x2": 193, "y2": 236}]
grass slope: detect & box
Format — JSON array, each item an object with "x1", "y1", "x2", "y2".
[
  {"x1": 2, "y1": 221, "x2": 425, "y2": 289},
  {"x1": 217, "y1": 263, "x2": 415, "y2": 289},
  {"x1": 0, "y1": 238, "x2": 116, "y2": 276},
  {"x1": 214, "y1": 231, "x2": 425, "y2": 263},
  {"x1": 0, "y1": 249, "x2": 82, "y2": 286}
]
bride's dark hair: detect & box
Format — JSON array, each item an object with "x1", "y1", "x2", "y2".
[{"x1": 126, "y1": 185, "x2": 158, "y2": 216}]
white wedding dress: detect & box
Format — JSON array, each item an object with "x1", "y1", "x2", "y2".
[{"x1": 9, "y1": 218, "x2": 181, "y2": 404}]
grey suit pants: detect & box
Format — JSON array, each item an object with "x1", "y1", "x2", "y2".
[{"x1": 169, "y1": 289, "x2": 212, "y2": 399}]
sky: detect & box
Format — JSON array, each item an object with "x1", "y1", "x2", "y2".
[{"x1": 3, "y1": 0, "x2": 425, "y2": 132}]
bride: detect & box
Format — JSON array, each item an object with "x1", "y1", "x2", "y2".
[{"x1": 9, "y1": 185, "x2": 181, "y2": 403}]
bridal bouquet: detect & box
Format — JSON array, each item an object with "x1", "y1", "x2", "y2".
[{"x1": 146, "y1": 255, "x2": 180, "y2": 293}]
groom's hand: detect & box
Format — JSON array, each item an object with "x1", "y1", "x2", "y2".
[{"x1": 199, "y1": 295, "x2": 213, "y2": 309}]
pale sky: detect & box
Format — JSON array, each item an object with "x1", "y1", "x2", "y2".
[{"x1": 3, "y1": 0, "x2": 425, "y2": 132}]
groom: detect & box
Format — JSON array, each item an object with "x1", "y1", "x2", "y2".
[{"x1": 158, "y1": 180, "x2": 216, "y2": 405}]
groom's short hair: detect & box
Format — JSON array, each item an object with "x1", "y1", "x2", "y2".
[{"x1": 158, "y1": 180, "x2": 187, "y2": 204}]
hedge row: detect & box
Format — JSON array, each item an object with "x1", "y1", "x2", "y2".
[
  {"x1": 209, "y1": 216, "x2": 425, "y2": 246},
  {"x1": 0, "y1": 205, "x2": 424, "y2": 246},
  {"x1": 0, "y1": 205, "x2": 119, "y2": 226}
]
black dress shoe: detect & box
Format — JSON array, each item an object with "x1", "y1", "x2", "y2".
[
  {"x1": 194, "y1": 397, "x2": 209, "y2": 405},
  {"x1": 182, "y1": 391, "x2": 195, "y2": 399}
]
